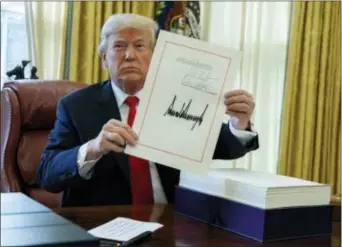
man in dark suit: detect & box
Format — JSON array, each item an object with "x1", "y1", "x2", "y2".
[{"x1": 36, "y1": 14, "x2": 259, "y2": 207}]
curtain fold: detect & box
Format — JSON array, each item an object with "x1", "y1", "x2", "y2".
[
  {"x1": 200, "y1": 2, "x2": 292, "y2": 173},
  {"x1": 278, "y1": 2, "x2": 341, "y2": 197},
  {"x1": 59, "y1": 1, "x2": 155, "y2": 84},
  {"x1": 25, "y1": 2, "x2": 65, "y2": 79}
]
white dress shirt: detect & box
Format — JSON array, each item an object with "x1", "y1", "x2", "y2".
[{"x1": 77, "y1": 81, "x2": 257, "y2": 204}]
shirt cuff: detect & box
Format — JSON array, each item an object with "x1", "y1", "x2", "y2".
[
  {"x1": 77, "y1": 142, "x2": 101, "y2": 179},
  {"x1": 229, "y1": 117, "x2": 257, "y2": 146}
]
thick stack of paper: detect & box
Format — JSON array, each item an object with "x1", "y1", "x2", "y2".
[
  {"x1": 179, "y1": 168, "x2": 331, "y2": 209},
  {"x1": 175, "y1": 168, "x2": 333, "y2": 242}
]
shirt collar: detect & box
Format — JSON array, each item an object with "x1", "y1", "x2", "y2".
[{"x1": 111, "y1": 80, "x2": 142, "y2": 107}]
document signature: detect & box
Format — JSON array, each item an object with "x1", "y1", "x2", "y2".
[
  {"x1": 181, "y1": 69, "x2": 218, "y2": 95},
  {"x1": 164, "y1": 95, "x2": 209, "y2": 130}
]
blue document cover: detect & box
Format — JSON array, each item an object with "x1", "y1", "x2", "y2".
[{"x1": 174, "y1": 186, "x2": 333, "y2": 242}]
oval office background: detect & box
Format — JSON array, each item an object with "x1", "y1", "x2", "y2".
[{"x1": 0, "y1": 1, "x2": 340, "y2": 247}]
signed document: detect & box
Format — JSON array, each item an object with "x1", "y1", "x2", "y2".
[{"x1": 125, "y1": 30, "x2": 241, "y2": 174}]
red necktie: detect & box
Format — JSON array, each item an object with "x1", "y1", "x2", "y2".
[{"x1": 125, "y1": 96, "x2": 154, "y2": 205}]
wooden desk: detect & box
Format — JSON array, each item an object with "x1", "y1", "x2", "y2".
[{"x1": 54, "y1": 204, "x2": 341, "y2": 247}]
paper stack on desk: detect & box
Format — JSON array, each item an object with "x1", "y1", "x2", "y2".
[
  {"x1": 88, "y1": 217, "x2": 163, "y2": 246},
  {"x1": 175, "y1": 168, "x2": 333, "y2": 242},
  {"x1": 179, "y1": 168, "x2": 331, "y2": 209}
]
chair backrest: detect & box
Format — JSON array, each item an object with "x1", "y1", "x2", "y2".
[{"x1": 1, "y1": 80, "x2": 87, "y2": 208}]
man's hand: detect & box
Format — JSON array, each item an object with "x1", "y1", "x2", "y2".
[
  {"x1": 86, "y1": 119, "x2": 138, "y2": 161},
  {"x1": 224, "y1": 89, "x2": 255, "y2": 130}
]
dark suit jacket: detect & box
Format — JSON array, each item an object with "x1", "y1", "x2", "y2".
[{"x1": 36, "y1": 80, "x2": 259, "y2": 207}]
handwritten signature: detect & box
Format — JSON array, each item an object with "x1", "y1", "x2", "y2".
[{"x1": 164, "y1": 95, "x2": 209, "y2": 130}]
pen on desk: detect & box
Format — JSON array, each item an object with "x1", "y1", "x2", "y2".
[
  {"x1": 99, "y1": 231, "x2": 152, "y2": 247},
  {"x1": 99, "y1": 240, "x2": 121, "y2": 247},
  {"x1": 121, "y1": 231, "x2": 152, "y2": 247}
]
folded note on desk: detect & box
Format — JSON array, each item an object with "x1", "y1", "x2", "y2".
[{"x1": 88, "y1": 217, "x2": 163, "y2": 242}]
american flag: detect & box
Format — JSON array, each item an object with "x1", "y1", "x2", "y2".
[
  {"x1": 184, "y1": 1, "x2": 201, "y2": 39},
  {"x1": 154, "y1": 1, "x2": 200, "y2": 39}
]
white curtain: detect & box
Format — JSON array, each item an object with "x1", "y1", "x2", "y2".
[
  {"x1": 24, "y1": 2, "x2": 65, "y2": 80},
  {"x1": 200, "y1": 2, "x2": 292, "y2": 173}
]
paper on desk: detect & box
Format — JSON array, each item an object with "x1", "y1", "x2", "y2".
[
  {"x1": 125, "y1": 30, "x2": 241, "y2": 175},
  {"x1": 88, "y1": 217, "x2": 163, "y2": 242}
]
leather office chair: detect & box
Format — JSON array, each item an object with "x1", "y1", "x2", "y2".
[{"x1": 1, "y1": 80, "x2": 87, "y2": 208}]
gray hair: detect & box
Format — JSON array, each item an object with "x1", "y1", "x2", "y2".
[{"x1": 97, "y1": 13, "x2": 159, "y2": 55}]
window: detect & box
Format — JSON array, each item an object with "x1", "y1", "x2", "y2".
[
  {"x1": 201, "y1": 2, "x2": 292, "y2": 173},
  {"x1": 1, "y1": 2, "x2": 29, "y2": 87}
]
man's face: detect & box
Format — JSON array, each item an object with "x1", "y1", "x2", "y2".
[{"x1": 102, "y1": 28, "x2": 152, "y2": 94}]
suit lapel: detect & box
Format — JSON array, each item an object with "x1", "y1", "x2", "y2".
[{"x1": 97, "y1": 81, "x2": 130, "y2": 182}]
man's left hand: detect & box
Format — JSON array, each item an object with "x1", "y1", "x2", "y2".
[{"x1": 224, "y1": 89, "x2": 255, "y2": 130}]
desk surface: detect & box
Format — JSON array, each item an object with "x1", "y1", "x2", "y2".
[{"x1": 54, "y1": 204, "x2": 341, "y2": 247}]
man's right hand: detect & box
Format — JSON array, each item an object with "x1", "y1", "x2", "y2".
[{"x1": 85, "y1": 119, "x2": 138, "y2": 161}]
